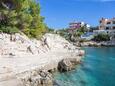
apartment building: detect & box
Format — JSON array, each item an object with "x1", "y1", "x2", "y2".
[
  {"x1": 69, "y1": 22, "x2": 81, "y2": 29},
  {"x1": 68, "y1": 21, "x2": 90, "y2": 31},
  {"x1": 99, "y1": 17, "x2": 115, "y2": 30},
  {"x1": 69, "y1": 21, "x2": 89, "y2": 29},
  {"x1": 94, "y1": 18, "x2": 115, "y2": 36}
]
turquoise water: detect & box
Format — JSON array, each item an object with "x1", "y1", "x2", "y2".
[{"x1": 54, "y1": 47, "x2": 115, "y2": 86}]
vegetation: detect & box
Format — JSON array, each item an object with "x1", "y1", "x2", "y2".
[
  {"x1": 93, "y1": 33, "x2": 110, "y2": 42},
  {"x1": 77, "y1": 26, "x2": 88, "y2": 34},
  {"x1": 58, "y1": 29, "x2": 68, "y2": 36},
  {"x1": 57, "y1": 26, "x2": 88, "y2": 42},
  {"x1": 0, "y1": 0, "x2": 47, "y2": 38},
  {"x1": 46, "y1": 27, "x2": 56, "y2": 33},
  {"x1": 0, "y1": 26, "x2": 19, "y2": 34}
]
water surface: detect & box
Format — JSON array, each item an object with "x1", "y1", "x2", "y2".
[{"x1": 54, "y1": 47, "x2": 115, "y2": 86}]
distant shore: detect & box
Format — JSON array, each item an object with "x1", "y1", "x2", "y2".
[{"x1": 73, "y1": 41, "x2": 115, "y2": 47}]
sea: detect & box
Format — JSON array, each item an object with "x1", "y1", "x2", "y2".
[{"x1": 54, "y1": 47, "x2": 115, "y2": 86}]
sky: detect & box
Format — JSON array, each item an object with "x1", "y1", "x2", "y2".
[{"x1": 39, "y1": 0, "x2": 115, "y2": 29}]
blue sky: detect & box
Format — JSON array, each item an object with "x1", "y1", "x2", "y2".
[{"x1": 39, "y1": 0, "x2": 115, "y2": 29}]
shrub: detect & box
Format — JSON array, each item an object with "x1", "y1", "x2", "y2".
[
  {"x1": 0, "y1": 26, "x2": 19, "y2": 34},
  {"x1": 93, "y1": 33, "x2": 110, "y2": 42}
]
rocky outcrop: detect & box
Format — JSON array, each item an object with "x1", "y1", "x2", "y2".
[
  {"x1": 58, "y1": 57, "x2": 82, "y2": 72},
  {"x1": 0, "y1": 33, "x2": 80, "y2": 57},
  {"x1": 78, "y1": 50, "x2": 85, "y2": 56},
  {"x1": 18, "y1": 57, "x2": 83, "y2": 86},
  {"x1": 0, "y1": 33, "x2": 85, "y2": 86},
  {"x1": 58, "y1": 58, "x2": 73, "y2": 72},
  {"x1": 19, "y1": 70, "x2": 53, "y2": 86}
]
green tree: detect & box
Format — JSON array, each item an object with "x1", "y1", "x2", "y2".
[
  {"x1": 93, "y1": 33, "x2": 110, "y2": 42},
  {"x1": 0, "y1": 0, "x2": 47, "y2": 38}
]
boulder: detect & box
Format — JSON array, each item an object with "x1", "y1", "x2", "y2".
[
  {"x1": 58, "y1": 58, "x2": 73, "y2": 72},
  {"x1": 20, "y1": 70, "x2": 53, "y2": 86},
  {"x1": 78, "y1": 50, "x2": 85, "y2": 56},
  {"x1": 58, "y1": 57, "x2": 82, "y2": 72}
]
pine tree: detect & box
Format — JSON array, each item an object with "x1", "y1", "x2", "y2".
[{"x1": 0, "y1": 0, "x2": 47, "y2": 38}]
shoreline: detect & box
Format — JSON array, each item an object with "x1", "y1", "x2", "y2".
[
  {"x1": 73, "y1": 41, "x2": 115, "y2": 47},
  {"x1": 52, "y1": 47, "x2": 115, "y2": 86},
  {"x1": 0, "y1": 33, "x2": 85, "y2": 86},
  {"x1": 0, "y1": 51, "x2": 84, "y2": 86}
]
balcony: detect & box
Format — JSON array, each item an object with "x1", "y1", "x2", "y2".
[{"x1": 105, "y1": 24, "x2": 115, "y2": 27}]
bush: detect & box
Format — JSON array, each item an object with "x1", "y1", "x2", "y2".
[
  {"x1": 79, "y1": 39, "x2": 88, "y2": 43},
  {"x1": 93, "y1": 33, "x2": 110, "y2": 42},
  {"x1": 23, "y1": 28, "x2": 31, "y2": 37},
  {"x1": 0, "y1": 26, "x2": 19, "y2": 34}
]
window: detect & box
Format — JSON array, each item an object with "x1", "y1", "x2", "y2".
[
  {"x1": 113, "y1": 21, "x2": 115, "y2": 24},
  {"x1": 107, "y1": 22, "x2": 111, "y2": 24},
  {"x1": 100, "y1": 21, "x2": 102, "y2": 23},
  {"x1": 106, "y1": 27, "x2": 109, "y2": 30},
  {"x1": 112, "y1": 27, "x2": 115, "y2": 29}
]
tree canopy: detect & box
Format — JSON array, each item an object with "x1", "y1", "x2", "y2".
[{"x1": 0, "y1": 0, "x2": 47, "y2": 38}]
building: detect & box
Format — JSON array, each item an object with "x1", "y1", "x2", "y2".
[
  {"x1": 81, "y1": 32, "x2": 95, "y2": 40},
  {"x1": 69, "y1": 21, "x2": 87, "y2": 29},
  {"x1": 68, "y1": 21, "x2": 90, "y2": 33},
  {"x1": 69, "y1": 22, "x2": 81, "y2": 29},
  {"x1": 93, "y1": 17, "x2": 115, "y2": 41},
  {"x1": 99, "y1": 17, "x2": 115, "y2": 30}
]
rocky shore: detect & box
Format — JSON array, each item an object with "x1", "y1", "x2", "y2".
[
  {"x1": 75, "y1": 41, "x2": 115, "y2": 47},
  {"x1": 0, "y1": 33, "x2": 84, "y2": 86}
]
